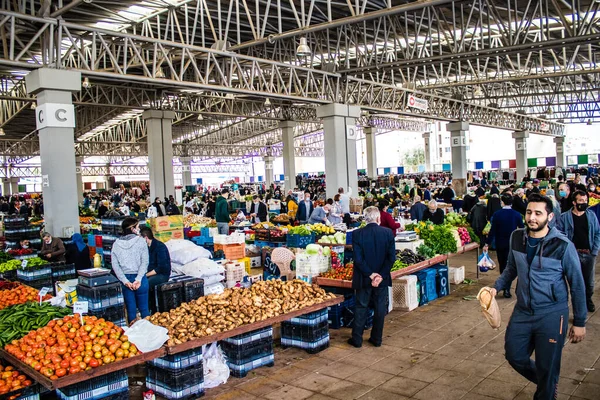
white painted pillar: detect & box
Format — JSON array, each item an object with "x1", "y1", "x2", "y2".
[
  {"x1": 143, "y1": 110, "x2": 176, "y2": 201},
  {"x1": 75, "y1": 156, "x2": 84, "y2": 204},
  {"x1": 513, "y1": 131, "x2": 530, "y2": 183},
  {"x1": 423, "y1": 132, "x2": 433, "y2": 171},
  {"x1": 446, "y1": 122, "x2": 469, "y2": 196},
  {"x1": 25, "y1": 68, "x2": 80, "y2": 236},
  {"x1": 280, "y1": 121, "x2": 296, "y2": 190},
  {"x1": 364, "y1": 126, "x2": 378, "y2": 178},
  {"x1": 180, "y1": 157, "x2": 193, "y2": 188},
  {"x1": 554, "y1": 136, "x2": 566, "y2": 169},
  {"x1": 264, "y1": 156, "x2": 274, "y2": 189}
]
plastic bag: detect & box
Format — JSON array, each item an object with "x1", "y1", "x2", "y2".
[
  {"x1": 477, "y1": 287, "x2": 502, "y2": 329},
  {"x1": 203, "y1": 343, "x2": 230, "y2": 388},
  {"x1": 125, "y1": 320, "x2": 169, "y2": 353},
  {"x1": 477, "y1": 251, "x2": 496, "y2": 272}
]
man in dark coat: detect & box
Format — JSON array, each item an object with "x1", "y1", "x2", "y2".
[
  {"x1": 249, "y1": 195, "x2": 268, "y2": 223},
  {"x1": 348, "y1": 206, "x2": 395, "y2": 348}
]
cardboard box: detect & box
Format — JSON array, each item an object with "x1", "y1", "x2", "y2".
[
  {"x1": 154, "y1": 228, "x2": 185, "y2": 243},
  {"x1": 149, "y1": 215, "x2": 184, "y2": 232}
]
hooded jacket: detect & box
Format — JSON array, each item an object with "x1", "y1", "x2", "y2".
[
  {"x1": 557, "y1": 209, "x2": 600, "y2": 256},
  {"x1": 111, "y1": 234, "x2": 149, "y2": 284},
  {"x1": 494, "y1": 227, "x2": 587, "y2": 327},
  {"x1": 215, "y1": 196, "x2": 230, "y2": 223}
]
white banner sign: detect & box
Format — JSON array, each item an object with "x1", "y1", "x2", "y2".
[{"x1": 407, "y1": 94, "x2": 429, "y2": 112}]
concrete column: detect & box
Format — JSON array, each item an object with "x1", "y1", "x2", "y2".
[
  {"x1": 423, "y1": 132, "x2": 433, "y2": 171},
  {"x1": 75, "y1": 156, "x2": 84, "y2": 204},
  {"x1": 316, "y1": 104, "x2": 361, "y2": 198},
  {"x1": 263, "y1": 156, "x2": 274, "y2": 189},
  {"x1": 446, "y1": 122, "x2": 469, "y2": 196},
  {"x1": 25, "y1": 69, "x2": 80, "y2": 237},
  {"x1": 143, "y1": 110, "x2": 176, "y2": 201},
  {"x1": 1, "y1": 179, "x2": 9, "y2": 197},
  {"x1": 180, "y1": 157, "x2": 193, "y2": 188},
  {"x1": 10, "y1": 178, "x2": 18, "y2": 195},
  {"x1": 364, "y1": 126, "x2": 378, "y2": 178},
  {"x1": 513, "y1": 131, "x2": 530, "y2": 183},
  {"x1": 280, "y1": 121, "x2": 296, "y2": 190},
  {"x1": 554, "y1": 136, "x2": 566, "y2": 169}
]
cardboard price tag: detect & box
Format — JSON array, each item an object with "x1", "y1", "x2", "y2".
[{"x1": 38, "y1": 287, "x2": 49, "y2": 305}]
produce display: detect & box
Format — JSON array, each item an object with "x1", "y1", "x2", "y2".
[
  {"x1": 391, "y1": 259, "x2": 408, "y2": 271},
  {"x1": 456, "y1": 227, "x2": 472, "y2": 246},
  {"x1": 410, "y1": 221, "x2": 458, "y2": 254},
  {"x1": 19, "y1": 258, "x2": 48, "y2": 269},
  {"x1": 5, "y1": 315, "x2": 139, "y2": 379},
  {"x1": 6, "y1": 249, "x2": 33, "y2": 257},
  {"x1": 183, "y1": 215, "x2": 215, "y2": 228},
  {"x1": 287, "y1": 225, "x2": 314, "y2": 236},
  {"x1": 317, "y1": 232, "x2": 346, "y2": 244},
  {"x1": 396, "y1": 249, "x2": 426, "y2": 265},
  {"x1": 0, "y1": 281, "x2": 20, "y2": 291},
  {"x1": 310, "y1": 223, "x2": 336, "y2": 235},
  {"x1": 445, "y1": 212, "x2": 467, "y2": 226},
  {"x1": 148, "y1": 280, "x2": 336, "y2": 345},
  {"x1": 589, "y1": 192, "x2": 600, "y2": 207},
  {"x1": 0, "y1": 364, "x2": 34, "y2": 397},
  {"x1": 0, "y1": 252, "x2": 14, "y2": 264},
  {"x1": 416, "y1": 244, "x2": 436, "y2": 259},
  {"x1": 0, "y1": 260, "x2": 21, "y2": 273},
  {"x1": 270, "y1": 214, "x2": 291, "y2": 224},
  {"x1": 320, "y1": 262, "x2": 353, "y2": 280},
  {"x1": 330, "y1": 251, "x2": 342, "y2": 270},
  {"x1": 0, "y1": 303, "x2": 71, "y2": 347},
  {"x1": 78, "y1": 217, "x2": 97, "y2": 225},
  {"x1": 0, "y1": 285, "x2": 52, "y2": 311}
]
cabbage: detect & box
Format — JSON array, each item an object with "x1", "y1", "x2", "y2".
[
  {"x1": 305, "y1": 244, "x2": 323, "y2": 255},
  {"x1": 322, "y1": 247, "x2": 331, "y2": 256}
]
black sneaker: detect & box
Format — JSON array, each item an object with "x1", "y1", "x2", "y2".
[
  {"x1": 503, "y1": 290, "x2": 512, "y2": 299},
  {"x1": 347, "y1": 338, "x2": 362, "y2": 348},
  {"x1": 368, "y1": 338, "x2": 382, "y2": 347},
  {"x1": 588, "y1": 302, "x2": 596, "y2": 313}
]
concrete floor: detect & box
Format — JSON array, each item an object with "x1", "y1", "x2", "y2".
[{"x1": 202, "y1": 250, "x2": 600, "y2": 400}]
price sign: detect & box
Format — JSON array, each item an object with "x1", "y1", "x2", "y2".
[
  {"x1": 21, "y1": 259, "x2": 27, "y2": 268},
  {"x1": 38, "y1": 287, "x2": 49, "y2": 305},
  {"x1": 74, "y1": 301, "x2": 89, "y2": 325}
]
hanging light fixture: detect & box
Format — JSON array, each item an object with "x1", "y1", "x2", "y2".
[
  {"x1": 225, "y1": 93, "x2": 235, "y2": 99},
  {"x1": 197, "y1": 113, "x2": 203, "y2": 121},
  {"x1": 264, "y1": 98, "x2": 271, "y2": 106},
  {"x1": 473, "y1": 87, "x2": 483, "y2": 96},
  {"x1": 82, "y1": 77, "x2": 90, "y2": 88},
  {"x1": 155, "y1": 69, "x2": 165, "y2": 78},
  {"x1": 587, "y1": 119, "x2": 593, "y2": 125},
  {"x1": 30, "y1": 102, "x2": 36, "y2": 110},
  {"x1": 546, "y1": 105, "x2": 554, "y2": 115},
  {"x1": 296, "y1": 37, "x2": 312, "y2": 56},
  {"x1": 0, "y1": 128, "x2": 5, "y2": 136}
]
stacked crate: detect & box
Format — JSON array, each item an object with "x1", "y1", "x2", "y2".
[
  {"x1": 220, "y1": 327, "x2": 274, "y2": 378},
  {"x1": 146, "y1": 347, "x2": 204, "y2": 399},
  {"x1": 56, "y1": 370, "x2": 128, "y2": 400},
  {"x1": 50, "y1": 261, "x2": 77, "y2": 285},
  {"x1": 17, "y1": 264, "x2": 53, "y2": 294},
  {"x1": 76, "y1": 282, "x2": 126, "y2": 327},
  {"x1": 281, "y1": 309, "x2": 330, "y2": 354},
  {"x1": 154, "y1": 277, "x2": 205, "y2": 312}
]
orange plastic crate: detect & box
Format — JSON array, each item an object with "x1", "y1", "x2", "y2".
[{"x1": 214, "y1": 243, "x2": 245, "y2": 260}]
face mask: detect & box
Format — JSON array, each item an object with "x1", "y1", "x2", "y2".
[
  {"x1": 576, "y1": 203, "x2": 588, "y2": 212},
  {"x1": 22, "y1": 244, "x2": 29, "y2": 249},
  {"x1": 559, "y1": 191, "x2": 567, "y2": 197},
  {"x1": 591, "y1": 187, "x2": 596, "y2": 192},
  {"x1": 44, "y1": 240, "x2": 51, "y2": 245}
]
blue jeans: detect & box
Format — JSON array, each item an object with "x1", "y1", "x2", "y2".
[
  {"x1": 122, "y1": 274, "x2": 150, "y2": 324},
  {"x1": 351, "y1": 286, "x2": 389, "y2": 346},
  {"x1": 217, "y1": 222, "x2": 229, "y2": 235},
  {"x1": 505, "y1": 308, "x2": 568, "y2": 400}
]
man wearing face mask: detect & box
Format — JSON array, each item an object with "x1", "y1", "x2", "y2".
[
  {"x1": 558, "y1": 183, "x2": 571, "y2": 213},
  {"x1": 296, "y1": 191, "x2": 314, "y2": 225},
  {"x1": 423, "y1": 200, "x2": 445, "y2": 225},
  {"x1": 215, "y1": 189, "x2": 231, "y2": 235},
  {"x1": 557, "y1": 190, "x2": 600, "y2": 312},
  {"x1": 249, "y1": 195, "x2": 267, "y2": 223},
  {"x1": 40, "y1": 233, "x2": 66, "y2": 262},
  {"x1": 152, "y1": 197, "x2": 165, "y2": 217}
]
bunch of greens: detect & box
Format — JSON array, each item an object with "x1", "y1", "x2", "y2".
[{"x1": 416, "y1": 244, "x2": 436, "y2": 259}]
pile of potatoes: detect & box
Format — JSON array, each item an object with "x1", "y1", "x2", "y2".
[{"x1": 147, "y1": 279, "x2": 337, "y2": 345}]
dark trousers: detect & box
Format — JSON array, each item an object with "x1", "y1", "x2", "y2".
[
  {"x1": 578, "y1": 253, "x2": 596, "y2": 306},
  {"x1": 147, "y1": 273, "x2": 170, "y2": 315},
  {"x1": 496, "y1": 247, "x2": 511, "y2": 291},
  {"x1": 343, "y1": 213, "x2": 352, "y2": 226},
  {"x1": 352, "y1": 286, "x2": 389, "y2": 346},
  {"x1": 505, "y1": 308, "x2": 568, "y2": 400},
  {"x1": 122, "y1": 274, "x2": 150, "y2": 324}
]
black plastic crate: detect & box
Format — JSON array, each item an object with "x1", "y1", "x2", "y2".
[
  {"x1": 182, "y1": 278, "x2": 204, "y2": 302},
  {"x1": 280, "y1": 336, "x2": 330, "y2": 354},
  {"x1": 155, "y1": 281, "x2": 184, "y2": 312},
  {"x1": 221, "y1": 326, "x2": 272, "y2": 346},
  {"x1": 4, "y1": 230, "x2": 25, "y2": 241},
  {"x1": 4, "y1": 216, "x2": 26, "y2": 229},
  {"x1": 227, "y1": 354, "x2": 274, "y2": 378},
  {"x1": 56, "y1": 370, "x2": 128, "y2": 400},
  {"x1": 281, "y1": 319, "x2": 329, "y2": 342},
  {"x1": 148, "y1": 347, "x2": 203, "y2": 372},
  {"x1": 51, "y1": 263, "x2": 76, "y2": 278},
  {"x1": 146, "y1": 364, "x2": 204, "y2": 399},
  {"x1": 76, "y1": 282, "x2": 123, "y2": 311},
  {"x1": 23, "y1": 278, "x2": 54, "y2": 294},
  {"x1": 88, "y1": 304, "x2": 126, "y2": 327},
  {"x1": 220, "y1": 337, "x2": 274, "y2": 364},
  {"x1": 287, "y1": 308, "x2": 328, "y2": 326}
]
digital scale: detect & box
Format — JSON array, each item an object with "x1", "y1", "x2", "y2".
[
  {"x1": 77, "y1": 268, "x2": 119, "y2": 287},
  {"x1": 395, "y1": 231, "x2": 419, "y2": 242}
]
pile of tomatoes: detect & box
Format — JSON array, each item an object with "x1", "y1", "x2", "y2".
[
  {"x1": 5, "y1": 315, "x2": 138, "y2": 380},
  {"x1": 0, "y1": 364, "x2": 33, "y2": 397},
  {"x1": 320, "y1": 262, "x2": 353, "y2": 281},
  {"x1": 0, "y1": 285, "x2": 52, "y2": 311}
]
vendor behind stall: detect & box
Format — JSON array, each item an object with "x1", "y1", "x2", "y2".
[
  {"x1": 66, "y1": 233, "x2": 92, "y2": 271},
  {"x1": 40, "y1": 232, "x2": 66, "y2": 262},
  {"x1": 140, "y1": 227, "x2": 171, "y2": 314}
]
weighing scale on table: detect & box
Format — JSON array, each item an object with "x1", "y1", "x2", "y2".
[
  {"x1": 395, "y1": 231, "x2": 423, "y2": 252},
  {"x1": 395, "y1": 231, "x2": 418, "y2": 242},
  {"x1": 77, "y1": 268, "x2": 118, "y2": 287}
]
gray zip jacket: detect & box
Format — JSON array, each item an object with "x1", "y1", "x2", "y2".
[{"x1": 111, "y1": 234, "x2": 149, "y2": 284}]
